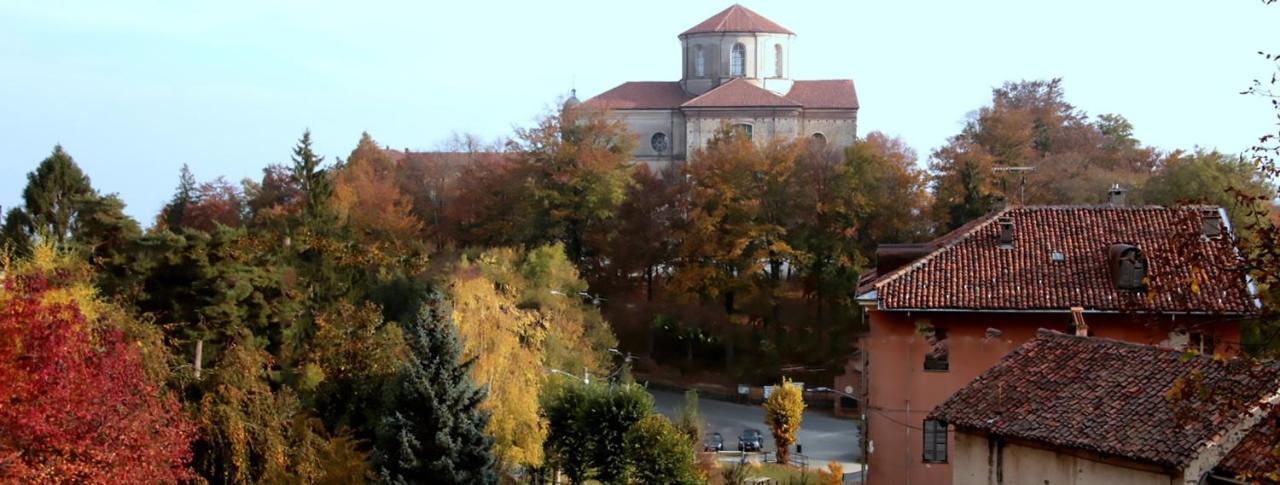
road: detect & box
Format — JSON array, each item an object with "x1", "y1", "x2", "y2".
[{"x1": 649, "y1": 388, "x2": 863, "y2": 469}]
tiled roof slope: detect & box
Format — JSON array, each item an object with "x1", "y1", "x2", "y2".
[
  {"x1": 580, "y1": 82, "x2": 693, "y2": 110},
  {"x1": 682, "y1": 78, "x2": 800, "y2": 108},
  {"x1": 785, "y1": 80, "x2": 859, "y2": 109},
  {"x1": 869, "y1": 206, "x2": 1254, "y2": 313},
  {"x1": 1218, "y1": 406, "x2": 1280, "y2": 481},
  {"x1": 682, "y1": 4, "x2": 793, "y2": 36},
  {"x1": 930, "y1": 330, "x2": 1280, "y2": 469}
]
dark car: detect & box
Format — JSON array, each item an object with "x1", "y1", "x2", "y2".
[
  {"x1": 738, "y1": 429, "x2": 764, "y2": 452},
  {"x1": 703, "y1": 432, "x2": 724, "y2": 452}
]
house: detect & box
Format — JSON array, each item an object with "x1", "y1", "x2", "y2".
[
  {"x1": 575, "y1": 4, "x2": 859, "y2": 171},
  {"x1": 854, "y1": 203, "x2": 1256, "y2": 485},
  {"x1": 929, "y1": 330, "x2": 1280, "y2": 485}
]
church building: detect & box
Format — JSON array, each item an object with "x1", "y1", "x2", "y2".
[{"x1": 573, "y1": 4, "x2": 859, "y2": 169}]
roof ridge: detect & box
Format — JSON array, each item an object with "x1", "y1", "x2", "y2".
[{"x1": 870, "y1": 208, "x2": 1008, "y2": 291}]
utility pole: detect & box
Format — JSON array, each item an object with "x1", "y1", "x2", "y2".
[{"x1": 992, "y1": 166, "x2": 1034, "y2": 205}]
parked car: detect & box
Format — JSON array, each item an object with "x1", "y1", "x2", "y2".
[
  {"x1": 703, "y1": 432, "x2": 724, "y2": 452},
  {"x1": 738, "y1": 428, "x2": 764, "y2": 452}
]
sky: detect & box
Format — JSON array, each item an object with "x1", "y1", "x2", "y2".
[{"x1": 2, "y1": 1, "x2": 1278, "y2": 223}]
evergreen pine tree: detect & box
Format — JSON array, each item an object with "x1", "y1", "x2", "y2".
[
  {"x1": 18, "y1": 145, "x2": 96, "y2": 244},
  {"x1": 373, "y1": 291, "x2": 497, "y2": 485},
  {"x1": 290, "y1": 130, "x2": 334, "y2": 226},
  {"x1": 1, "y1": 207, "x2": 33, "y2": 256},
  {"x1": 165, "y1": 164, "x2": 197, "y2": 231}
]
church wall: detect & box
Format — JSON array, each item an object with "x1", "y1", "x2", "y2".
[
  {"x1": 684, "y1": 109, "x2": 803, "y2": 151},
  {"x1": 800, "y1": 112, "x2": 859, "y2": 148},
  {"x1": 614, "y1": 109, "x2": 686, "y2": 173},
  {"x1": 680, "y1": 32, "x2": 793, "y2": 95}
]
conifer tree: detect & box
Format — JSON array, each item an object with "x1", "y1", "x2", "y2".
[
  {"x1": 373, "y1": 292, "x2": 498, "y2": 484},
  {"x1": 164, "y1": 164, "x2": 197, "y2": 231},
  {"x1": 20, "y1": 145, "x2": 95, "y2": 244},
  {"x1": 290, "y1": 130, "x2": 334, "y2": 227}
]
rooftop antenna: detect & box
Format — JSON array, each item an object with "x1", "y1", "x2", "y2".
[{"x1": 992, "y1": 166, "x2": 1034, "y2": 205}]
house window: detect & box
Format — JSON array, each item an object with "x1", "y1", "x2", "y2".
[
  {"x1": 694, "y1": 46, "x2": 705, "y2": 77},
  {"x1": 731, "y1": 123, "x2": 752, "y2": 140},
  {"x1": 923, "y1": 420, "x2": 948, "y2": 463},
  {"x1": 774, "y1": 43, "x2": 784, "y2": 77},
  {"x1": 1190, "y1": 333, "x2": 1216, "y2": 355},
  {"x1": 730, "y1": 43, "x2": 746, "y2": 77},
  {"x1": 924, "y1": 327, "x2": 949, "y2": 371},
  {"x1": 810, "y1": 132, "x2": 827, "y2": 150},
  {"x1": 650, "y1": 132, "x2": 669, "y2": 153}
]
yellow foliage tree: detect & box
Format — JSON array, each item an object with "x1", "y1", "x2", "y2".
[
  {"x1": 763, "y1": 377, "x2": 805, "y2": 465},
  {"x1": 818, "y1": 460, "x2": 844, "y2": 485}
]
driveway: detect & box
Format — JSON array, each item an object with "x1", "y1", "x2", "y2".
[{"x1": 648, "y1": 387, "x2": 863, "y2": 470}]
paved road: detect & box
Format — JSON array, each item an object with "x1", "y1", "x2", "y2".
[{"x1": 649, "y1": 388, "x2": 863, "y2": 468}]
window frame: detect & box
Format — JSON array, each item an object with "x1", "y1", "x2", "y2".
[
  {"x1": 650, "y1": 132, "x2": 669, "y2": 153},
  {"x1": 730, "y1": 43, "x2": 746, "y2": 77},
  {"x1": 694, "y1": 45, "x2": 705, "y2": 77},
  {"x1": 774, "y1": 43, "x2": 784, "y2": 78},
  {"x1": 731, "y1": 123, "x2": 753, "y2": 140},
  {"x1": 923, "y1": 419, "x2": 948, "y2": 463},
  {"x1": 923, "y1": 327, "x2": 950, "y2": 372}
]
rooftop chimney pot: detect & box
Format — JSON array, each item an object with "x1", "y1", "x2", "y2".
[
  {"x1": 997, "y1": 217, "x2": 1014, "y2": 247},
  {"x1": 1107, "y1": 184, "x2": 1126, "y2": 205}
]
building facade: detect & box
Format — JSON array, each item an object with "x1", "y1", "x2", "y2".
[
  {"x1": 855, "y1": 204, "x2": 1256, "y2": 485},
  {"x1": 576, "y1": 4, "x2": 859, "y2": 171}
]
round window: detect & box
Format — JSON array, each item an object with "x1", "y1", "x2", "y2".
[{"x1": 650, "y1": 132, "x2": 669, "y2": 153}]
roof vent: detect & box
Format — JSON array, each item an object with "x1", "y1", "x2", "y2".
[
  {"x1": 1050, "y1": 251, "x2": 1065, "y2": 263},
  {"x1": 1202, "y1": 208, "x2": 1222, "y2": 238},
  {"x1": 997, "y1": 217, "x2": 1014, "y2": 247},
  {"x1": 1107, "y1": 244, "x2": 1147, "y2": 291},
  {"x1": 1107, "y1": 184, "x2": 1126, "y2": 205},
  {"x1": 990, "y1": 195, "x2": 1006, "y2": 213}
]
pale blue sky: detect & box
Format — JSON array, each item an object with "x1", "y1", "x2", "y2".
[{"x1": 2, "y1": 1, "x2": 1277, "y2": 222}]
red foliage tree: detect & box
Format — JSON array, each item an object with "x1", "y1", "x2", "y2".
[{"x1": 0, "y1": 274, "x2": 195, "y2": 483}]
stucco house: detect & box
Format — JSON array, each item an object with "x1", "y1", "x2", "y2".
[
  {"x1": 930, "y1": 330, "x2": 1280, "y2": 485},
  {"x1": 575, "y1": 4, "x2": 859, "y2": 171},
  {"x1": 854, "y1": 200, "x2": 1256, "y2": 485}
]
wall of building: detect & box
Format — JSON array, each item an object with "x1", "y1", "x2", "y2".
[
  {"x1": 681, "y1": 32, "x2": 793, "y2": 95},
  {"x1": 800, "y1": 112, "x2": 858, "y2": 149},
  {"x1": 864, "y1": 309, "x2": 1242, "y2": 485},
  {"x1": 952, "y1": 432, "x2": 1179, "y2": 485},
  {"x1": 684, "y1": 108, "x2": 802, "y2": 150}
]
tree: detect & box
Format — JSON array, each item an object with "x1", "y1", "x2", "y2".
[
  {"x1": 541, "y1": 381, "x2": 653, "y2": 484},
  {"x1": 817, "y1": 461, "x2": 844, "y2": 485},
  {"x1": 0, "y1": 269, "x2": 194, "y2": 483},
  {"x1": 1141, "y1": 149, "x2": 1274, "y2": 227},
  {"x1": 164, "y1": 164, "x2": 197, "y2": 231},
  {"x1": 16, "y1": 144, "x2": 95, "y2": 245},
  {"x1": 764, "y1": 378, "x2": 805, "y2": 465},
  {"x1": 841, "y1": 132, "x2": 931, "y2": 254},
  {"x1": 623, "y1": 415, "x2": 701, "y2": 485},
  {"x1": 675, "y1": 389, "x2": 703, "y2": 448},
  {"x1": 181, "y1": 177, "x2": 247, "y2": 231},
  {"x1": 291, "y1": 129, "x2": 334, "y2": 227},
  {"x1": 332, "y1": 132, "x2": 422, "y2": 242},
  {"x1": 372, "y1": 293, "x2": 498, "y2": 484},
  {"x1": 596, "y1": 164, "x2": 678, "y2": 299},
  {"x1": 509, "y1": 107, "x2": 636, "y2": 266}
]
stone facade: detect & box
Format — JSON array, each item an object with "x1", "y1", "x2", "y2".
[{"x1": 576, "y1": 5, "x2": 859, "y2": 171}]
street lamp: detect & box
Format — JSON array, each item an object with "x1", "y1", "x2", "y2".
[{"x1": 547, "y1": 367, "x2": 589, "y2": 385}]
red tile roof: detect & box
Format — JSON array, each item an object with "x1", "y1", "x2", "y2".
[
  {"x1": 929, "y1": 330, "x2": 1280, "y2": 469},
  {"x1": 682, "y1": 4, "x2": 793, "y2": 36},
  {"x1": 580, "y1": 82, "x2": 693, "y2": 110},
  {"x1": 1218, "y1": 406, "x2": 1280, "y2": 482},
  {"x1": 863, "y1": 206, "x2": 1255, "y2": 314},
  {"x1": 786, "y1": 80, "x2": 859, "y2": 109},
  {"x1": 681, "y1": 78, "x2": 801, "y2": 108}
]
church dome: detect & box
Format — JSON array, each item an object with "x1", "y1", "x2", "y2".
[{"x1": 563, "y1": 89, "x2": 581, "y2": 111}]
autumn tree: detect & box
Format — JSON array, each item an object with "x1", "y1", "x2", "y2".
[
  {"x1": 508, "y1": 107, "x2": 636, "y2": 267},
  {"x1": 763, "y1": 378, "x2": 805, "y2": 465},
  {"x1": 670, "y1": 129, "x2": 802, "y2": 316},
  {"x1": 1141, "y1": 148, "x2": 1274, "y2": 227},
  {"x1": 0, "y1": 261, "x2": 194, "y2": 483},
  {"x1": 372, "y1": 294, "x2": 498, "y2": 484},
  {"x1": 332, "y1": 132, "x2": 422, "y2": 242},
  {"x1": 595, "y1": 164, "x2": 679, "y2": 298}
]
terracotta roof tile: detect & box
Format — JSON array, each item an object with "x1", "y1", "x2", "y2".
[
  {"x1": 869, "y1": 206, "x2": 1254, "y2": 313},
  {"x1": 580, "y1": 82, "x2": 693, "y2": 110},
  {"x1": 1218, "y1": 406, "x2": 1280, "y2": 481},
  {"x1": 682, "y1": 4, "x2": 793, "y2": 36},
  {"x1": 929, "y1": 330, "x2": 1280, "y2": 469},
  {"x1": 785, "y1": 80, "x2": 859, "y2": 109},
  {"x1": 682, "y1": 78, "x2": 800, "y2": 108}
]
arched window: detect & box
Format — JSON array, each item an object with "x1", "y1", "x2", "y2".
[
  {"x1": 650, "y1": 132, "x2": 669, "y2": 153},
  {"x1": 694, "y1": 46, "x2": 705, "y2": 77},
  {"x1": 774, "y1": 43, "x2": 784, "y2": 78},
  {"x1": 730, "y1": 43, "x2": 746, "y2": 77},
  {"x1": 810, "y1": 132, "x2": 826, "y2": 150}
]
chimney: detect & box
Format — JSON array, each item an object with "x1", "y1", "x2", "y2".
[
  {"x1": 1071, "y1": 307, "x2": 1088, "y2": 337},
  {"x1": 997, "y1": 217, "x2": 1014, "y2": 247},
  {"x1": 1107, "y1": 184, "x2": 1126, "y2": 205},
  {"x1": 1202, "y1": 208, "x2": 1222, "y2": 238},
  {"x1": 990, "y1": 194, "x2": 1007, "y2": 212}
]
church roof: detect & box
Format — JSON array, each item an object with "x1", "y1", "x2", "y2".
[
  {"x1": 579, "y1": 79, "x2": 858, "y2": 111},
  {"x1": 682, "y1": 78, "x2": 800, "y2": 108},
  {"x1": 579, "y1": 81, "x2": 693, "y2": 110},
  {"x1": 682, "y1": 4, "x2": 793, "y2": 36},
  {"x1": 785, "y1": 80, "x2": 859, "y2": 109}
]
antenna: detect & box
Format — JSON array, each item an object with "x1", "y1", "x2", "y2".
[{"x1": 992, "y1": 166, "x2": 1034, "y2": 205}]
